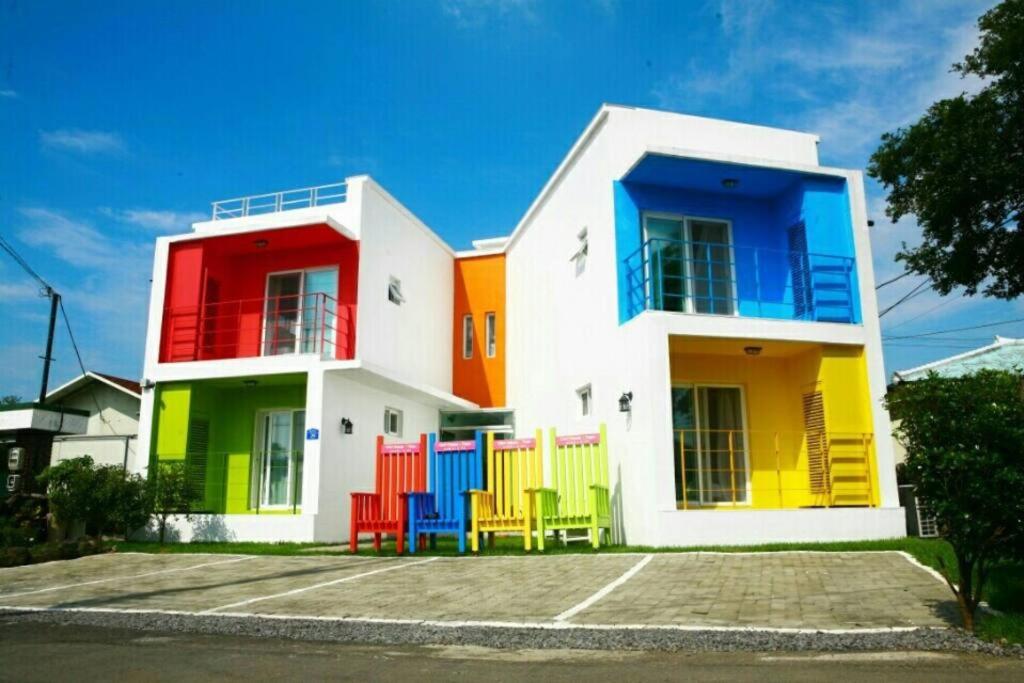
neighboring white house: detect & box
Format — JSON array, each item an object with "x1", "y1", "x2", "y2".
[{"x1": 47, "y1": 372, "x2": 142, "y2": 470}]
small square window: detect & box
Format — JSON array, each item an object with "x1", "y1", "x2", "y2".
[
  {"x1": 485, "y1": 312, "x2": 496, "y2": 358},
  {"x1": 388, "y1": 277, "x2": 404, "y2": 305},
  {"x1": 571, "y1": 227, "x2": 588, "y2": 277},
  {"x1": 384, "y1": 407, "x2": 403, "y2": 437},
  {"x1": 462, "y1": 315, "x2": 474, "y2": 359},
  {"x1": 577, "y1": 384, "x2": 592, "y2": 417}
]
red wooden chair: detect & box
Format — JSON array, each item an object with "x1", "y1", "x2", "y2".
[{"x1": 349, "y1": 434, "x2": 427, "y2": 554}]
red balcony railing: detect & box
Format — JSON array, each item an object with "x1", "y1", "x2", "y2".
[{"x1": 161, "y1": 292, "x2": 354, "y2": 363}]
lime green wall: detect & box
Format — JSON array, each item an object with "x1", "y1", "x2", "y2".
[{"x1": 151, "y1": 379, "x2": 306, "y2": 514}]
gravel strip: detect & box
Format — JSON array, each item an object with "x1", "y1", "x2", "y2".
[{"x1": 1, "y1": 608, "x2": 1021, "y2": 657}]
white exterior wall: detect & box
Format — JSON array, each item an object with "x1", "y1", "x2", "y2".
[
  {"x1": 505, "y1": 105, "x2": 903, "y2": 546},
  {"x1": 353, "y1": 177, "x2": 455, "y2": 392}
]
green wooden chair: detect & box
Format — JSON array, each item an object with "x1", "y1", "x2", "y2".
[{"x1": 533, "y1": 423, "x2": 612, "y2": 550}]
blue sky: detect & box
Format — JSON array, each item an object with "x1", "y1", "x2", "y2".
[{"x1": 2, "y1": 0, "x2": 1021, "y2": 399}]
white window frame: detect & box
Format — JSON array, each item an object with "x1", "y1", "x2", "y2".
[
  {"x1": 462, "y1": 314, "x2": 474, "y2": 360},
  {"x1": 671, "y1": 382, "x2": 752, "y2": 507},
  {"x1": 253, "y1": 407, "x2": 306, "y2": 510},
  {"x1": 261, "y1": 267, "x2": 339, "y2": 357},
  {"x1": 641, "y1": 212, "x2": 738, "y2": 316},
  {"x1": 577, "y1": 384, "x2": 593, "y2": 417},
  {"x1": 485, "y1": 312, "x2": 496, "y2": 358},
  {"x1": 383, "y1": 407, "x2": 403, "y2": 437},
  {"x1": 388, "y1": 276, "x2": 404, "y2": 305}
]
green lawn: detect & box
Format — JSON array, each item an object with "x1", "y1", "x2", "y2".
[{"x1": 110, "y1": 535, "x2": 1024, "y2": 645}]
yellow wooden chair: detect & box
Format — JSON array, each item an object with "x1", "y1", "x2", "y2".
[{"x1": 468, "y1": 430, "x2": 543, "y2": 553}]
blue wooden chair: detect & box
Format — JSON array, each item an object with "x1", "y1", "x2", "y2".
[{"x1": 405, "y1": 432, "x2": 483, "y2": 554}]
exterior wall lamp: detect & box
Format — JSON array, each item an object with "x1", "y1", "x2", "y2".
[
  {"x1": 619, "y1": 391, "x2": 633, "y2": 413},
  {"x1": 341, "y1": 418, "x2": 353, "y2": 434},
  {"x1": 744, "y1": 346, "x2": 763, "y2": 356}
]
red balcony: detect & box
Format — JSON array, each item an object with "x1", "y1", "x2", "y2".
[
  {"x1": 163, "y1": 292, "x2": 354, "y2": 362},
  {"x1": 159, "y1": 224, "x2": 359, "y2": 363}
]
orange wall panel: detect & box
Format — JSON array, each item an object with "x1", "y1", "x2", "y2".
[{"x1": 453, "y1": 254, "x2": 506, "y2": 407}]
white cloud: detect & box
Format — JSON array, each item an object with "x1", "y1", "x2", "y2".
[
  {"x1": 100, "y1": 207, "x2": 206, "y2": 232},
  {"x1": 441, "y1": 0, "x2": 538, "y2": 28},
  {"x1": 0, "y1": 89, "x2": 17, "y2": 99},
  {"x1": 40, "y1": 129, "x2": 126, "y2": 155}
]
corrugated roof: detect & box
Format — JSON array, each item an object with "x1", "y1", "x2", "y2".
[{"x1": 893, "y1": 336, "x2": 1024, "y2": 382}]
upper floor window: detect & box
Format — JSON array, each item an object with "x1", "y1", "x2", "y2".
[
  {"x1": 577, "y1": 384, "x2": 592, "y2": 417},
  {"x1": 462, "y1": 315, "x2": 473, "y2": 359},
  {"x1": 572, "y1": 227, "x2": 588, "y2": 277},
  {"x1": 485, "y1": 312, "x2": 496, "y2": 358},
  {"x1": 384, "y1": 407, "x2": 403, "y2": 437},
  {"x1": 388, "y1": 276, "x2": 404, "y2": 305},
  {"x1": 642, "y1": 213, "x2": 735, "y2": 316}
]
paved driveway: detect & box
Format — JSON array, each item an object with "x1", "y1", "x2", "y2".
[{"x1": 0, "y1": 551, "x2": 955, "y2": 631}]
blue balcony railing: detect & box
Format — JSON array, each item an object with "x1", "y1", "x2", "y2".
[{"x1": 623, "y1": 238, "x2": 858, "y2": 323}]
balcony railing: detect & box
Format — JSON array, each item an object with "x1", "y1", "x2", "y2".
[
  {"x1": 673, "y1": 428, "x2": 874, "y2": 509},
  {"x1": 211, "y1": 181, "x2": 348, "y2": 220},
  {"x1": 162, "y1": 292, "x2": 353, "y2": 363},
  {"x1": 157, "y1": 450, "x2": 303, "y2": 515},
  {"x1": 624, "y1": 238, "x2": 857, "y2": 323}
]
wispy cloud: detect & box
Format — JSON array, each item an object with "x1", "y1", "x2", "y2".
[
  {"x1": 441, "y1": 0, "x2": 539, "y2": 28},
  {"x1": 325, "y1": 153, "x2": 380, "y2": 175},
  {"x1": 100, "y1": 207, "x2": 206, "y2": 232},
  {"x1": 39, "y1": 129, "x2": 126, "y2": 155},
  {"x1": 0, "y1": 89, "x2": 17, "y2": 99}
]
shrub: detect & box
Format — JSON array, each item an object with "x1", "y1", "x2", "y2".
[
  {"x1": 39, "y1": 456, "x2": 154, "y2": 540},
  {"x1": 152, "y1": 460, "x2": 196, "y2": 544}
]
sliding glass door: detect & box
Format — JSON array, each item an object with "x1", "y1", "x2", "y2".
[
  {"x1": 263, "y1": 268, "x2": 338, "y2": 356},
  {"x1": 255, "y1": 409, "x2": 305, "y2": 509},
  {"x1": 642, "y1": 213, "x2": 736, "y2": 315},
  {"x1": 671, "y1": 385, "x2": 749, "y2": 506}
]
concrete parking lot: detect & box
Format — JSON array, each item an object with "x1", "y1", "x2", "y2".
[{"x1": 0, "y1": 551, "x2": 954, "y2": 631}]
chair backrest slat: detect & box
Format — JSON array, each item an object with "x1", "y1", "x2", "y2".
[
  {"x1": 549, "y1": 424, "x2": 609, "y2": 517},
  {"x1": 375, "y1": 434, "x2": 427, "y2": 522},
  {"x1": 485, "y1": 430, "x2": 543, "y2": 520},
  {"x1": 428, "y1": 433, "x2": 483, "y2": 519}
]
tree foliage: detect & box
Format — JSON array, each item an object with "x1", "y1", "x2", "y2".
[
  {"x1": 868, "y1": 0, "x2": 1024, "y2": 298},
  {"x1": 152, "y1": 461, "x2": 196, "y2": 545},
  {"x1": 40, "y1": 456, "x2": 153, "y2": 539},
  {"x1": 887, "y1": 370, "x2": 1024, "y2": 630}
]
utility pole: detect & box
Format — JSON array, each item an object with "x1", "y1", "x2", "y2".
[{"x1": 38, "y1": 288, "x2": 60, "y2": 404}]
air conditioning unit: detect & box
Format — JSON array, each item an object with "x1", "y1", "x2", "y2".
[
  {"x1": 7, "y1": 447, "x2": 25, "y2": 472},
  {"x1": 6, "y1": 474, "x2": 21, "y2": 493}
]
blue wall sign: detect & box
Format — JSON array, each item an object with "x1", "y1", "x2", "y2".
[{"x1": 306, "y1": 428, "x2": 320, "y2": 441}]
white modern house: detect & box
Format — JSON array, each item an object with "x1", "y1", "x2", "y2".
[{"x1": 136, "y1": 104, "x2": 904, "y2": 545}]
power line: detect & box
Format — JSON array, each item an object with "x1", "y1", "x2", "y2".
[
  {"x1": 882, "y1": 293, "x2": 964, "y2": 333},
  {"x1": 878, "y1": 279, "x2": 931, "y2": 318},
  {"x1": 883, "y1": 316, "x2": 1024, "y2": 341},
  {"x1": 875, "y1": 271, "x2": 913, "y2": 290},
  {"x1": 0, "y1": 233, "x2": 52, "y2": 293}
]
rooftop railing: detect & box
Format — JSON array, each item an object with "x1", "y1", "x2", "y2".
[
  {"x1": 623, "y1": 238, "x2": 857, "y2": 323},
  {"x1": 211, "y1": 181, "x2": 347, "y2": 220}
]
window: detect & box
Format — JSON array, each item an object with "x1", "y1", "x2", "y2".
[
  {"x1": 384, "y1": 407, "x2": 403, "y2": 437},
  {"x1": 642, "y1": 213, "x2": 735, "y2": 315},
  {"x1": 253, "y1": 409, "x2": 305, "y2": 509},
  {"x1": 571, "y1": 227, "x2": 588, "y2": 277},
  {"x1": 577, "y1": 384, "x2": 592, "y2": 417},
  {"x1": 263, "y1": 268, "x2": 339, "y2": 357},
  {"x1": 462, "y1": 315, "x2": 473, "y2": 359},
  {"x1": 388, "y1": 276, "x2": 404, "y2": 305},
  {"x1": 485, "y1": 312, "x2": 496, "y2": 358},
  {"x1": 671, "y1": 385, "x2": 748, "y2": 507}
]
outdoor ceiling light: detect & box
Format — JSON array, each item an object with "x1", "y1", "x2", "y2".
[
  {"x1": 242, "y1": 379, "x2": 259, "y2": 387},
  {"x1": 721, "y1": 178, "x2": 739, "y2": 189},
  {"x1": 744, "y1": 346, "x2": 763, "y2": 356},
  {"x1": 619, "y1": 391, "x2": 634, "y2": 413},
  {"x1": 253, "y1": 239, "x2": 269, "y2": 248}
]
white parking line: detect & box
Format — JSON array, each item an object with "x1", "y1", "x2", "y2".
[
  {"x1": 0, "y1": 555, "x2": 256, "y2": 600},
  {"x1": 201, "y1": 556, "x2": 440, "y2": 614},
  {"x1": 554, "y1": 553, "x2": 653, "y2": 622}
]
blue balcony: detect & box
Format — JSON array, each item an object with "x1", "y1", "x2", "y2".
[
  {"x1": 615, "y1": 154, "x2": 861, "y2": 325},
  {"x1": 623, "y1": 238, "x2": 856, "y2": 322}
]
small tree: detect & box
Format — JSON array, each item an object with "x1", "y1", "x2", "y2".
[
  {"x1": 1, "y1": 395, "x2": 23, "y2": 406},
  {"x1": 887, "y1": 370, "x2": 1024, "y2": 630},
  {"x1": 94, "y1": 466, "x2": 153, "y2": 538},
  {"x1": 39, "y1": 456, "x2": 98, "y2": 537},
  {"x1": 151, "y1": 461, "x2": 195, "y2": 545}
]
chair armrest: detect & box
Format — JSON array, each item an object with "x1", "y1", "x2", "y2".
[
  {"x1": 350, "y1": 492, "x2": 380, "y2": 501},
  {"x1": 405, "y1": 492, "x2": 438, "y2": 519},
  {"x1": 588, "y1": 484, "x2": 610, "y2": 494}
]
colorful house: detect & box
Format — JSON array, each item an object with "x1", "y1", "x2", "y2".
[{"x1": 137, "y1": 105, "x2": 904, "y2": 545}]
